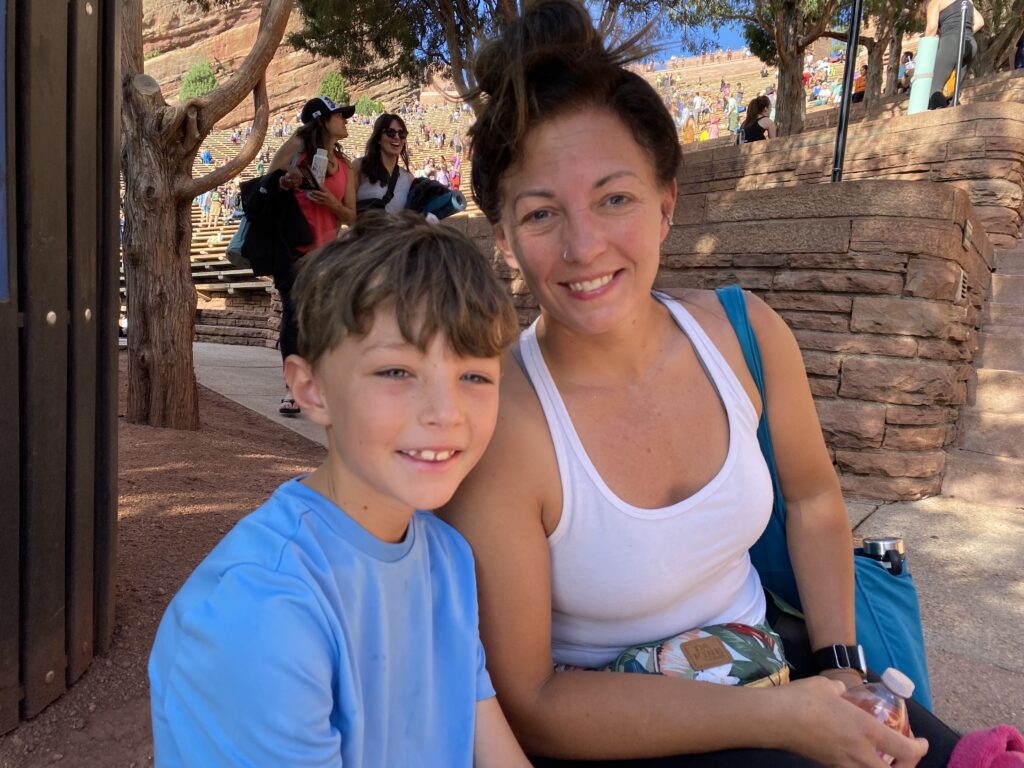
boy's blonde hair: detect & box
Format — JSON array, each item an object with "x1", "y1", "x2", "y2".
[{"x1": 293, "y1": 211, "x2": 520, "y2": 368}]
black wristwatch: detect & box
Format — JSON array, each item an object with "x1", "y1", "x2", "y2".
[{"x1": 813, "y1": 644, "x2": 867, "y2": 675}]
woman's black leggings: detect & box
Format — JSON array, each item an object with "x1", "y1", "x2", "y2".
[
  {"x1": 529, "y1": 604, "x2": 960, "y2": 767},
  {"x1": 274, "y1": 256, "x2": 301, "y2": 364},
  {"x1": 930, "y1": 34, "x2": 977, "y2": 109}
]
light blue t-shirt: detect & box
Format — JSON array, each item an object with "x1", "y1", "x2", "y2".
[{"x1": 149, "y1": 477, "x2": 495, "y2": 767}]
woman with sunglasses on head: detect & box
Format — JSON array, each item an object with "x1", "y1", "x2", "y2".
[
  {"x1": 345, "y1": 113, "x2": 415, "y2": 215},
  {"x1": 440, "y1": 1, "x2": 960, "y2": 766}
]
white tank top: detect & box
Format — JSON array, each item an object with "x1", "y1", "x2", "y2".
[{"x1": 519, "y1": 294, "x2": 772, "y2": 668}]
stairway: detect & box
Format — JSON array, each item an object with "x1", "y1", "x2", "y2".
[{"x1": 943, "y1": 238, "x2": 1024, "y2": 508}]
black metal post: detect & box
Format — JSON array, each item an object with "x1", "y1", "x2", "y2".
[
  {"x1": 952, "y1": 0, "x2": 968, "y2": 106},
  {"x1": 831, "y1": 0, "x2": 865, "y2": 182}
]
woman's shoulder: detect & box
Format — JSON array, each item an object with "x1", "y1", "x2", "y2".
[{"x1": 678, "y1": 286, "x2": 783, "y2": 331}]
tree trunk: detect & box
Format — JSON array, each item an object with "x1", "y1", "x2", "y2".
[
  {"x1": 775, "y1": 0, "x2": 807, "y2": 136},
  {"x1": 120, "y1": 0, "x2": 290, "y2": 429},
  {"x1": 974, "y1": 22, "x2": 1024, "y2": 75},
  {"x1": 775, "y1": 52, "x2": 807, "y2": 136},
  {"x1": 864, "y1": 41, "x2": 887, "y2": 108},
  {"x1": 121, "y1": 76, "x2": 200, "y2": 429},
  {"x1": 885, "y1": 35, "x2": 903, "y2": 96}
]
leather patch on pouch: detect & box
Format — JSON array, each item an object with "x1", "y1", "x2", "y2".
[{"x1": 679, "y1": 636, "x2": 734, "y2": 671}]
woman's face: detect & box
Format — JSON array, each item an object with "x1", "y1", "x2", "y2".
[
  {"x1": 327, "y1": 112, "x2": 348, "y2": 141},
  {"x1": 378, "y1": 119, "x2": 407, "y2": 158},
  {"x1": 494, "y1": 108, "x2": 676, "y2": 337}
]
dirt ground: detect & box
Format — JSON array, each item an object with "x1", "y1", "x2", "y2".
[{"x1": 0, "y1": 352, "x2": 326, "y2": 768}]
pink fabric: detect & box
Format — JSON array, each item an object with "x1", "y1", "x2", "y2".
[
  {"x1": 294, "y1": 152, "x2": 348, "y2": 251},
  {"x1": 949, "y1": 726, "x2": 1024, "y2": 768}
]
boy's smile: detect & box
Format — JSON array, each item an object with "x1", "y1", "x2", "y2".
[{"x1": 290, "y1": 310, "x2": 502, "y2": 542}]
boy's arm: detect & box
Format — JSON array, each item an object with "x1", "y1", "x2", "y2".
[
  {"x1": 151, "y1": 565, "x2": 343, "y2": 767},
  {"x1": 473, "y1": 697, "x2": 531, "y2": 768}
]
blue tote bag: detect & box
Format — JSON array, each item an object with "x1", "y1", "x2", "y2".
[{"x1": 715, "y1": 284, "x2": 933, "y2": 709}]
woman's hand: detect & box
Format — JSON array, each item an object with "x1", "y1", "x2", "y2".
[
  {"x1": 278, "y1": 167, "x2": 302, "y2": 191},
  {"x1": 307, "y1": 187, "x2": 354, "y2": 225},
  {"x1": 775, "y1": 677, "x2": 929, "y2": 767},
  {"x1": 306, "y1": 187, "x2": 342, "y2": 213}
]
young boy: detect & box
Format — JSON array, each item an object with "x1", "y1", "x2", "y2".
[{"x1": 149, "y1": 213, "x2": 529, "y2": 767}]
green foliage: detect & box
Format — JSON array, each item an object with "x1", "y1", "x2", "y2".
[
  {"x1": 354, "y1": 94, "x2": 385, "y2": 115},
  {"x1": 144, "y1": 48, "x2": 163, "y2": 61},
  {"x1": 179, "y1": 60, "x2": 218, "y2": 101},
  {"x1": 319, "y1": 71, "x2": 349, "y2": 106},
  {"x1": 288, "y1": 0, "x2": 663, "y2": 100},
  {"x1": 743, "y1": 22, "x2": 777, "y2": 64}
]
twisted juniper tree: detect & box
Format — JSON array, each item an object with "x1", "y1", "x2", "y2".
[{"x1": 120, "y1": 0, "x2": 293, "y2": 429}]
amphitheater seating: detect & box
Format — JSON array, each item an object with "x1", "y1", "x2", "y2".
[
  {"x1": 130, "y1": 54, "x2": 866, "y2": 305},
  {"x1": 170, "y1": 56, "x2": 785, "y2": 294}
]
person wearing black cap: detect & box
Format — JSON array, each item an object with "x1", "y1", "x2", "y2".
[{"x1": 268, "y1": 96, "x2": 356, "y2": 414}]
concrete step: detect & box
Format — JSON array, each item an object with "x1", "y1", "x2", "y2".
[
  {"x1": 992, "y1": 274, "x2": 1024, "y2": 303},
  {"x1": 984, "y1": 302, "x2": 1024, "y2": 327},
  {"x1": 969, "y1": 368, "x2": 1024, "y2": 413},
  {"x1": 959, "y1": 408, "x2": 1024, "y2": 457},
  {"x1": 942, "y1": 449, "x2": 1024, "y2": 507},
  {"x1": 978, "y1": 332, "x2": 1024, "y2": 371}
]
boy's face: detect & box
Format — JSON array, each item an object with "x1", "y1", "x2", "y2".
[{"x1": 300, "y1": 310, "x2": 502, "y2": 517}]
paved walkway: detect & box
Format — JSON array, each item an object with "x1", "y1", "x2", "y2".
[
  {"x1": 194, "y1": 342, "x2": 326, "y2": 447},
  {"x1": 193, "y1": 341, "x2": 1023, "y2": 735}
]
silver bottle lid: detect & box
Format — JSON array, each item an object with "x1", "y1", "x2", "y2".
[{"x1": 862, "y1": 537, "x2": 905, "y2": 558}]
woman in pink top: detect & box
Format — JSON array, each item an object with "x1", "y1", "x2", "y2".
[{"x1": 269, "y1": 96, "x2": 356, "y2": 414}]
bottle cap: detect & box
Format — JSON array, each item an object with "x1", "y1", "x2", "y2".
[
  {"x1": 881, "y1": 668, "x2": 915, "y2": 699},
  {"x1": 862, "y1": 537, "x2": 905, "y2": 558}
]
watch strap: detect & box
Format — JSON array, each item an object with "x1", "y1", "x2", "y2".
[{"x1": 813, "y1": 644, "x2": 867, "y2": 674}]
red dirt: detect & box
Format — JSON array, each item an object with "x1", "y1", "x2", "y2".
[{"x1": 0, "y1": 352, "x2": 326, "y2": 767}]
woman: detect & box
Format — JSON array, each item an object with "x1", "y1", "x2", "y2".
[
  {"x1": 925, "y1": 0, "x2": 985, "y2": 109},
  {"x1": 436, "y1": 157, "x2": 451, "y2": 189},
  {"x1": 441, "y1": 1, "x2": 959, "y2": 765},
  {"x1": 852, "y1": 65, "x2": 868, "y2": 103},
  {"x1": 344, "y1": 113, "x2": 414, "y2": 214},
  {"x1": 743, "y1": 95, "x2": 776, "y2": 142},
  {"x1": 268, "y1": 96, "x2": 355, "y2": 414}
]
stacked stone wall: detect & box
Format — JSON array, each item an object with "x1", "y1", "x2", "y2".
[
  {"x1": 681, "y1": 102, "x2": 1024, "y2": 248},
  {"x1": 446, "y1": 180, "x2": 992, "y2": 501},
  {"x1": 194, "y1": 293, "x2": 278, "y2": 348}
]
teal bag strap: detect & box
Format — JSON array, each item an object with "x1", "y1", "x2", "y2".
[
  {"x1": 714, "y1": 286, "x2": 933, "y2": 706},
  {"x1": 715, "y1": 284, "x2": 800, "y2": 608},
  {"x1": 714, "y1": 284, "x2": 785, "y2": 524}
]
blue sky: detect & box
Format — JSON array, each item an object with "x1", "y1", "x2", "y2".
[{"x1": 655, "y1": 22, "x2": 749, "y2": 58}]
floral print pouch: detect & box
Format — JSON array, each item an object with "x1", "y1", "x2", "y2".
[{"x1": 557, "y1": 623, "x2": 790, "y2": 688}]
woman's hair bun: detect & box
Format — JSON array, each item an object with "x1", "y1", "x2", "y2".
[{"x1": 474, "y1": 0, "x2": 611, "y2": 97}]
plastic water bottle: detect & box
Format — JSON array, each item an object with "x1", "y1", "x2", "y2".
[
  {"x1": 842, "y1": 668, "x2": 914, "y2": 764},
  {"x1": 310, "y1": 148, "x2": 329, "y2": 188}
]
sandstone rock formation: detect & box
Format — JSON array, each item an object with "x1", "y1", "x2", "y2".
[{"x1": 142, "y1": 0, "x2": 416, "y2": 128}]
